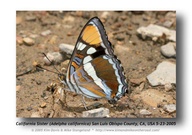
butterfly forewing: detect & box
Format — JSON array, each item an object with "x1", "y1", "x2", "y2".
[{"x1": 66, "y1": 17, "x2": 128, "y2": 102}]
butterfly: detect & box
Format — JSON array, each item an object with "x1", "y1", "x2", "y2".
[{"x1": 63, "y1": 17, "x2": 128, "y2": 104}]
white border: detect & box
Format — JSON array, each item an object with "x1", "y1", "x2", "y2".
[{"x1": 0, "y1": 0, "x2": 191, "y2": 134}]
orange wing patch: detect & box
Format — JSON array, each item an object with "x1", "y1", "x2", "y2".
[
  {"x1": 82, "y1": 25, "x2": 101, "y2": 46},
  {"x1": 71, "y1": 61, "x2": 80, "y2": 70}
]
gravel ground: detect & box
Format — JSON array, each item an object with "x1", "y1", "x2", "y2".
[{"x1": 16, "y1": 11, "x2": 176, "y2": 118}]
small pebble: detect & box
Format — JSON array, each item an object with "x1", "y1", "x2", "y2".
[
  {"x1": 23, "y1": 37, "x2": 35, "y2": 46},
  {"x1": 164, "y1": 83, "x2": 173, "y2": 91},
  {"x1": 59, "y1": 43, "x2": 74, "y2": 55},
  {"x1": 27, "y1": 106, "x2": 33, "y2": 111},
  {"x1": 31, "y1": 112, "x2": 41, "y2": 118},
  {"x1": 100, "y1": 12, "x2": 110, "y2": 20},
  {"x1": 163, "y1": 20, "x2": 173, "y2": 28},
  {"x1": 115, "y1": 35, "x2": 125, "y2": 41},
  {"x1": 25, "y1": 15, "x2": 36, "y2": 21},
  {"x1": 163, "y1": 104, "x2": 176, "y2": 113},
  {"x1": 161, "y1": 42, "x2": 176, "y2": 58},
  {"x1": 16, "y1": 85, "x2": 21, "y2": 92},
  {"x1": 36, "y1": 80, "x2": 41, "y2": 85},
  {"x1": 139, "y1": 109, "x2": 152, "y2": 116},
  {"x1": 43, "y1": 52, "x2": 64, "y2": 65},
  {"x1": 117, "y1": 41, "x2": 124, "y2": 45},
  {"x1": 67, "y1": 31, "x2": 73, "y2": 36},
  {"x1": 16, "y1": 36, "x2": 23, "y2": 45},
  {"x1": 41, "y1": 30, "x2": 52, "y2": 36},
  {"x1": 82, "y1": 107, "x2": 109, "y2": 117},
  {"x1": 40, "y1": 102, "x2": 47, "y2": 108},
  {"x1": 120, "y1": 15, "x2": 127, "y2": 20}
]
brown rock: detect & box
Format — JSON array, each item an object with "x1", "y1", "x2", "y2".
[
  {"x1": 31, "y1": 112, "x2": 41, "y2": 118},
  {"x1": 132, "y1": 89, "x2": 174, "y2": 107},
  {"x1": 23, "y1": 37, "x2": 35, "y2": 46},
  {"x1": 40, "y1": 102, "x2": 47, "y2": 108},
  {"x1": 16, "y1": 85, "x2": 21, "y2": 92},
  {"x1": 16, "y1": 36, "x2": 23, "y2": 45},
  {"x1": 130, "y1": 78, "x2": 146, "y2": 86}
]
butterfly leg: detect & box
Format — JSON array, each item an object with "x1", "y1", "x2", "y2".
[
  {"x1": 61, "y1": 88, "x2": 68, "y2": 109},
  {"x1": 81, "y1": 95, "x2": 88, "y2": 110}
]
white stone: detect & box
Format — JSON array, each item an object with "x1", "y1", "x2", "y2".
[
  {"x1": 23, "y1": 37, "x2": 35, "y2": 46},
  {"x1": 147, "y1": 61, "x2": 176, "y2": 86},
  {"x1": 59, "y1": 43, "x2": 74, "y2": 55},
  {"x1": 82, "y1": 107, "x2": 109, "y2": 117},
  {"x1": 164, "y1": 83, "x2": 173, "y2": 91},
  {"x1": 163, "y1": 104, "x2": 176, "y2": 113},
  {"x1": 163, "y1": 20, "x2": 173, "y2": 28},
  {"x1": 41, "y1": 30, "x2": 52, "y2": 36},
  {"x1": 137, "y1": 24, "x2": 176, "y2": 42},
  {"x1": 100, "y1": 12, "x2": 110, "y2": 20},
  {"x1": 139, "y1": 109, "x2": 152, "y2": 116},
  {"x1": 161, "y1": 42, "x2": 176, "y2": 58},
  {"x1": 43, "y1": 52, "x2": 64, "y2": 65}
]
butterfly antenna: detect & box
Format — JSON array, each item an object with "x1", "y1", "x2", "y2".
[
  {"x1": 36, "y1": 65, "x2": 59, "y2": 75},
  {"x1": 41, "y1": 53, "x2": 62, "y2": 75},
  {"x1": 81, "y1": 95, "x2": 88, "y2": 110}
]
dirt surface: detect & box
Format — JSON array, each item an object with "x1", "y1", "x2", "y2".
[{"x1": 16, "y1": 11, "x2": 176, "y2": 118}]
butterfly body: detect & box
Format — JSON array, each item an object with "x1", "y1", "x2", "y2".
[{"x1": 65, "y1": 17, "x2": 128, "y2": 103}]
